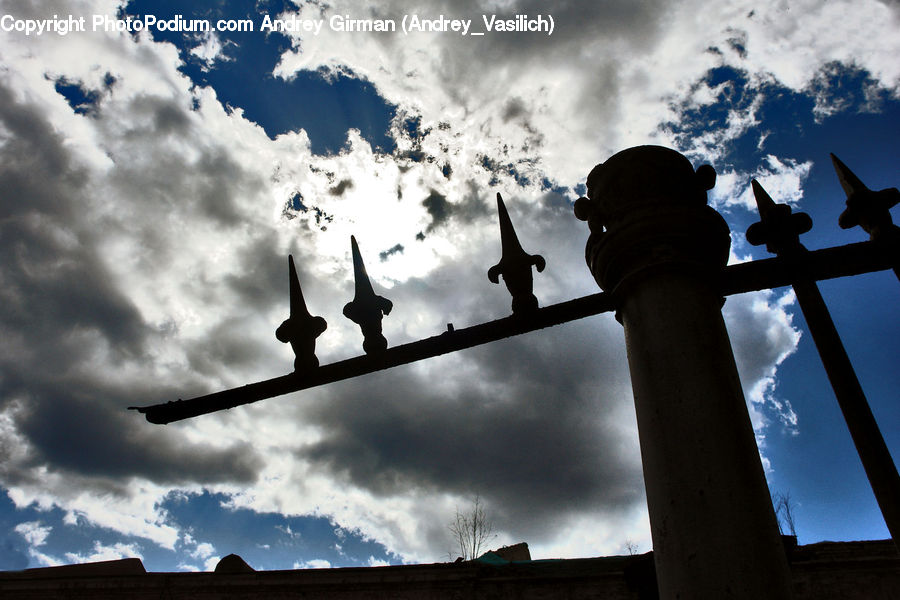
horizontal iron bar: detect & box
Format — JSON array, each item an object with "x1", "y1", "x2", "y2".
[
  {"x1": 131, "y1": 292, "x2": 615, "y2": 424},
  {"x1": 719, "y1": 240, "x2": 890, "y2": 295},
  {"x1": 131, "y1": 240, "x2": 892, "y2": 424}
]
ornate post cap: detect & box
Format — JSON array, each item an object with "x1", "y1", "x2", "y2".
[{"x1": 574, "y1": 145, "x2": 729, "y2": 296}]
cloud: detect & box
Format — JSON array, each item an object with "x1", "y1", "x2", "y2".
[
  {"x1": 274, "y1": 0, "x2": 900, "y2": 188},
  {"x1": 732, "y1": 155, "x2": 813, "y2": 210},
  {"x1": 190, "y1": 30, "x2": 233, "y2": 71},
  {"x1": 190, "y1": 542, "x2": 215, "y2": 560},
  {"x1": 725, "y1": 288, "x2": 803, "y2": 436},
  {"x1": 367, "y1": 555, "x2": 390, "y2": 567},
  {"x1": 296, "y1": 558, "x2": 332, "y2": 569},
  {"x1": 64, "y1": 541, "x2": 144, "y2": 564},
  {"x1": 13, "y1": 520, "x2": 62, "y2": 567},
  {"x1": 0, "y1": 73, "x2": 266, "y2": 489},
  {"x1": 9, "y1": 381, "x2": 261, "y2": 483},
  {"x1": 14, "y1": 521, "x2": 51, "y2": 548},
  {"x1": 329, "y1": 179, "x2": 354, "y2": 196},
  {"x1": 298, "y1": 322, "x2": 642, "y2": 540}
]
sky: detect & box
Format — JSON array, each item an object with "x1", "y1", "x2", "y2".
[{"x1": 0, "y1": 0, "x2": 897, "y2": 573}]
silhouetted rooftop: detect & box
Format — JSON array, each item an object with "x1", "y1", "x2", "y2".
[{"x1": 2, "y1": 540, "x2": 897, "y2": 599}]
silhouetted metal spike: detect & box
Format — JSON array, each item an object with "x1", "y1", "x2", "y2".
[
  {"x1": 275, "y1": 255, "x2": 327, "y2": 372},
  {"x1": 745, "y1": 171, "x2": 900, "y2": 547},
  {"x1": 349, "y1": 235, "x2": 376, "y2": 299},
  {"x1": 750, "y1": 179, "x2": 776, "y2": 217},
  {"x1": 343, "y1": 236, "x2": 393, "y2": 354},
  {"x1": 830, "y1": 154, "x2": 900, "y2": 281},
  {"x1": 496, "y1": 191, "x2": 527, "y2": 257},
  {"x1": 831, "y1": 153, "x2": 900, "y2": 232},
  {"x1": 746, "y1": 180, "x2": 812, "y2": 256},
  {"x1": 830, "y1": 153, "x2": 870, "y2": 199},
  {"x1": 288, "y1": 255, "x2": 310, "y2": 319},
  {"x1": 488, "y1": 193, "x2": 546, "y2": 314}
]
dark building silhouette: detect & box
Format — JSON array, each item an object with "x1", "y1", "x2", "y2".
[{"x1": 2, "y1": 540, "x2": 898, "y2": 599}]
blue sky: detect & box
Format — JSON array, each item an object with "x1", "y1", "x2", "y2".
[{"x1": 0, "y1": 0, "x2": 897, "y2": 572}]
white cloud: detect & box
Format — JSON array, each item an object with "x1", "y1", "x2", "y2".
[
  {"x1": 746, "y1": 155, "x2": 813, "y2": 210},
  {"x1": 64, "y1": 541, "x2": 144, "y2": 564},
  {"x1": 726, "y1": 288, "x2": 802, "y2": 443},
  {"x1": 203, "y1": 555, "x2": 221, "y2": 571},
  {"x1": 14, "y1": 521, "x2": 52, "y2": 548},
  {"x1": 14, "y1": 521, "x2": 63, "y2": 567},
  {"x1": 189, "y1": 30, "x2": 233, "y2": 70},
  {"x1": 190, "y1": 542, "x2": 216, "y2": 560},
  {"x1": 296, "y1": 558, "x2": 332, "y2": 569},
  {"x1": 272, "y1": 0, "x2": 900, "y2": 186}
]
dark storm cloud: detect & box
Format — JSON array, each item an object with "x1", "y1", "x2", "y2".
[
  {"x1": 225, "y1": 235, "x2": 298, "y2": 312},
  {"x1": 0, "y1": 78, "x2": 265, "y2": 488},
  {"x1": 501, "y1": 97, "x2": 527, "y2": 123},
  {"x1": 104, "y1": 95, "x2": 255, "y2": 228},
  {"x1": 0, "y1": 83, "x2": 80, "y2": 220},
  {"x1": 379, "y1": 243, "x2": 404, "y2": 261},
  {"x1": 9, "y1": 377, "x2": 261, "y2": 485},
  {"x1": 0, "y1": 220, "x2": 146, "y2": 363},
  {"x1": 421, "y1": 183, "x2": 491, "y2": 234},
  {"x1": 184, "y1": 316, "x2": 275, "y2": 378},
  {"x1": 296, "y1": 195, "x2": 640, "y2": 541},
  {"x1": 422, "y1": 190, "x2": 450, "y2": 232},
  {"x1": 126, "y1": 96, "x2": 193, "y2": 137},
  {"x1": 329, "y1": 178, "x2": 354, "y2": 196},
  {"x1": 458, "y1": 181, "x2": 492, "y2": 223},
  {"x1": 299, "y1": 318, "x2": 639, "y2": 539},
  {"x1": 0, "y1": 82, "x2": 145, "y2": 365}
]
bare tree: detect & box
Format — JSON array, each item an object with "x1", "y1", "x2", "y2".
[
  {"x1": 449, "y1": 495, "x2": 496, "y2": 560},
  {"x1": 772, "y1": 491, "x2": 798, "y2": 537}
]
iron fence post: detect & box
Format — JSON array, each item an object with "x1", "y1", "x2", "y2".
[
  {"x1": 576, "y1": 146, "x2": 793, "y2": 599},
  {"x1": 748, "y1": 179, "x2": 900, "y2": 550}
]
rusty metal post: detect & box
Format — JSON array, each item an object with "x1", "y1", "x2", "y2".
[{"x1": 575, "y1": 146, "x2": 792, "y2": 599}]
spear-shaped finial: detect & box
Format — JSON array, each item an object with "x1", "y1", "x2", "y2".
[
  {"x1": 831, "y1": 154, "x2": 900, "y2": 280},
  {"x1": 831, "y1": 153, "x2": 900, "y2": 237},
  {"x1": 275, "y1": 255, "x2": 327, "y2": 372},
  {"x1": 745, "y1": 180, "x2": 812, "y2": 256},
  {"x1": 488, "y1": 193, "x2": 546, "y2": 314},
  {"x1": 343, "y1": 235, "x2": 393, "y2": 354}
]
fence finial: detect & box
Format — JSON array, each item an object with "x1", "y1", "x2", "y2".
[
  {"x1": 275, "y1": 255, "x2": 327, "y2": 372},
  {"x1": 488, "y1": 193, "x2": 545, "y2": 314},
  {"x1": 746, "y1": 180, "x2": 812, "y2": 256},
  {"x1": 343, "y1": 235, "x2": 393, "y2": 354},
  {"x1": 831, "y1": 154, "x2": 899, "y2": 235},
  {"x1": 831, "y1": 154, "x2": 900, "y2": 279}
]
